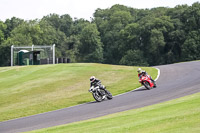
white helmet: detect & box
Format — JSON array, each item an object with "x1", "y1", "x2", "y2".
[
  {"x1": 137, "y1": 68, "x2": 142, "y2": 73},
  {"x1": 90, "y1": 76, "x2": 96, "y2": 83}
]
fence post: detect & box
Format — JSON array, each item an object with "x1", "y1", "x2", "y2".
[
  {"x1": 11, "y1": 45, "x2": 14, "y2": 66},
  {"x1": 53, "y1": 44, "x2": 55, "y2": 64}
]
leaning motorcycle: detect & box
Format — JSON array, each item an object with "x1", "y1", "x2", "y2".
[
  {"x1": 89, "y1": 86, "x2": 112, "y2": 102},
  {"x1": 139, "y1": 75, "x2": 156, "y2": 90}
]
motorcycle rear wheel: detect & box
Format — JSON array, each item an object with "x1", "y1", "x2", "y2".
[{"x1": 105, "y1": 89, "x2": 112, "y2": 99}]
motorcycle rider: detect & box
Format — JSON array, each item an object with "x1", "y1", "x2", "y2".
[
  {"x1": 137, "y1": 68, "x2": 143, "y2": 79},
  {"x1": 137, "y1": 68, "x2": 156, "y2": 87},
  {"x1": 90, "y1": 76, "x2": 106, "y2": 99}
]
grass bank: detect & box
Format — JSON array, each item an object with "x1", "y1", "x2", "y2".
[
  {"x1": 0, "y1": 63, "x2": 157, "y2": 121},
  {"x1": 29, "y1": 92, "x2": 200, "y2": 133}
]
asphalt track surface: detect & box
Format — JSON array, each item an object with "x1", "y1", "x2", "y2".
[{"x1": 0, "y1": 61, "x2": 200, "y2": 133}]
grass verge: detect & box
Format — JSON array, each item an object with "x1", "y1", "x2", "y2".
[
  {"x1": 0, "y1": 63, "x2": 157, "y2": 121},
  {"x1": 28, "y1": 92, "x2": 200, "y2": 133}
]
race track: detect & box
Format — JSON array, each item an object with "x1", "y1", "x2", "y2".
[{"x1": 0, "y1": 61, "x2": 200, "y2": 133}]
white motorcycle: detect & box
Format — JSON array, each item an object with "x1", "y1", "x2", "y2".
[{"x1": 89, "y1": 86, "x2": 112, "y2": 102}]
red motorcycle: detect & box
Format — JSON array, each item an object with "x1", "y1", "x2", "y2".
[{"x1": 139, "y1": 75, "x2": 156, "y2": 90}]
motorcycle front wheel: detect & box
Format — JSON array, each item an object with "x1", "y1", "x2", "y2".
[
  {"x1": 143, "y1": 82, "x2": 151, "y2": 90},
  {"x1": 92, "y1": 92, "x2": 103, "y2": 102}
]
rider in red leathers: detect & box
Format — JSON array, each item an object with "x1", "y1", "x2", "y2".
[{"x1": 137, "y1": 68, "x2": 156, "y2": 87}]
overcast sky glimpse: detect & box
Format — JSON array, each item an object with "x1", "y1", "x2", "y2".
[{"x1": 0, "y1": 0, "x2": 199, "y2": 21}]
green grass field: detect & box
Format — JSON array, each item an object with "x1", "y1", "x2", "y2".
[
  {"x1": 28, "y1": 92, "x2": 200, "y2": 133},
  {"x1": 0, "y1": 63, "x2": 157, "y2": 121}
]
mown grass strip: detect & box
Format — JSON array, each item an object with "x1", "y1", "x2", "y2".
[
  {"x1": 0, "y1": 63, "x2": 157, "y2": 121},
  {"x1": 28, "y1": 92, "x2": 200, "y2": 133}
]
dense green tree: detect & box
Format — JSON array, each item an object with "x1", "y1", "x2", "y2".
[
  {"x1": 0, "y1": 21, "x2": 7, "y2": 45},
  {"x1": 94, "y1": 5, "x2": 133, "y2": 64},
  {"x1": 166, "y1": 29, "x2": 185, "y2": 63},
  {"x1": 118, "y1": 23, "x2": 141, "y2": 59},
  {"x1": 181, "y1": 30, "x2": 200, "y2": 61},
  {"x1": 3, "y1": 20, "x2": 69, "y2": 58},
  {"x1": 3, "y1": 23, "x2": 33, "y2": 46},
  {"x1": 4, "y1": 17, "x2": 24, "y2": 39},
  {"x1": 42, "y1": 14, "x2": 61, "y2": 30},
  {"x1": 78, "y1": 23, "x2": 103, "y2": 62},
  {"x1": 59, "y1": 14, "x2": 73, "y2": 36},
  {"x1": 71, "y1": 19, "x2": 90, "y2": 35},
  {"x1": 119, "y1": 50, "x2": 148, "y2": 66},
  {"x1": 3, "y1": 21, "x2": 41, "y2": 46},
  {"x1": 39, "y1": 20, "x2": 69, "y2": 58},
  {"x1": 42, "y1": 14, "x2": 73, "y2": 37},
  {"x1": 182, "y1": 2, "x2": 200, "y2": 32},
  {"x1": 0, "y1": 45, "x2": 10, "y2": 66},
  {"x1": 148, "y1": 29, "x2": 166, "y2": 65},
  {"x1": 65, "y1": 35, "x2": 80, "y2": 62},
  {"x1": 1, "y1": 2, "x2": 200, "y2": 67}
]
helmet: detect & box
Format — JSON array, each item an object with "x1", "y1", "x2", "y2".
[
  {"x1": 90, "y1": 76, "x2": 96, "y2": 83},
  {"x1": 137, "y1": 68, "x2": 142, "y2": 74}
]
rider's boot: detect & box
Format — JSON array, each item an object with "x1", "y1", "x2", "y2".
[
  {"x1": 100, "y1": 85, "x2": 106, "y2": 99},
  {"x1": 150, "y1": 78, "x2": 156, "y2": 88},
  {"x1": 152, "y1": 80, "x2": 156, "y2": 88}
]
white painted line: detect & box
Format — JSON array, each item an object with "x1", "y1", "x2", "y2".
[{"x1": 154, "y1": 67, "x2": 160, "y2": 81}]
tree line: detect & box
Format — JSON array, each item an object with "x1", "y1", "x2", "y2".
[{"x1": 0, "y1": 2, "x2": 200, "y2": 66}]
